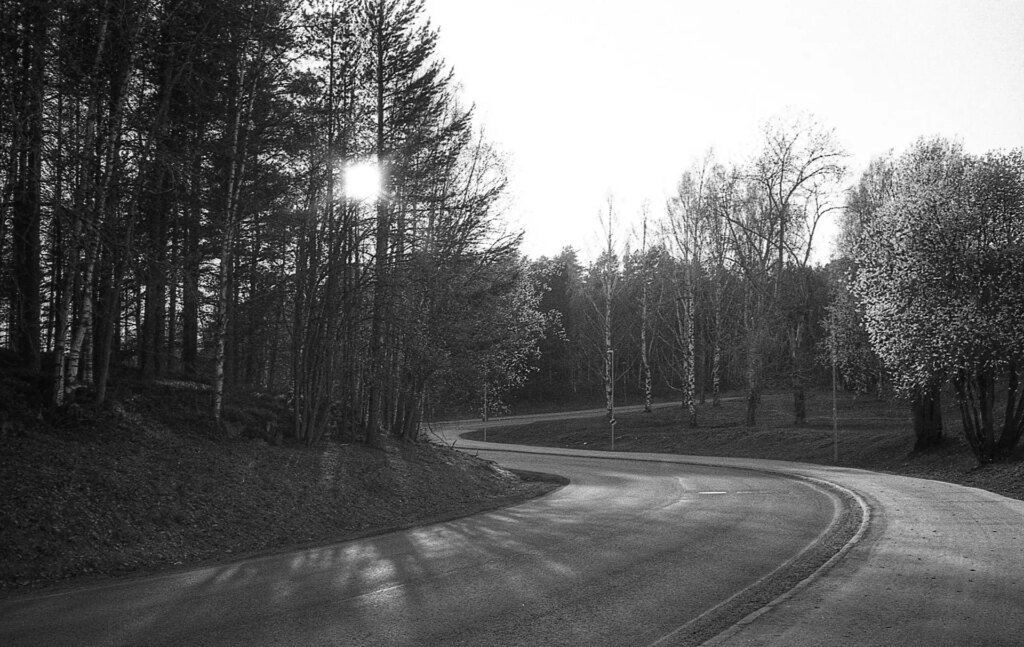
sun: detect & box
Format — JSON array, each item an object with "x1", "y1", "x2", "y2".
[{"x1": 343, "y1": 159, "x2": 381, "y2": 201}]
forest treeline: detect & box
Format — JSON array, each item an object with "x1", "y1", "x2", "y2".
[
  {"x1": 0, "y1": 0, "x2": 543, "y2": 446},
  {"x1": 520, "y1": 133, "x2": 1024, "y2": 465},
  {"x1": 3, "y1": 1, "x2": 1023, "y2": 465},
  {"x1": 520, "y1": 118, "x2": 845, "y2": 433}
]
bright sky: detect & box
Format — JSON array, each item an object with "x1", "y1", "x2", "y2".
[{"x1": 424, "y1": 0, "x2": 1024, "y2": 262}]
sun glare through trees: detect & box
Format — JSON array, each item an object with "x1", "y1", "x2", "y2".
[{"x1": 343, "y1": 160, "x2": 382, "y2": 201}]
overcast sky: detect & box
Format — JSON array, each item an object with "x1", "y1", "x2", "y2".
[{"x1": 424, "y1": 0, "x2": 1024, "y2": 262}]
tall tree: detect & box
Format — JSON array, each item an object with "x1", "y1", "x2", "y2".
[
  {"x1": 637, "y1": 206, "x2": 654, "y2": 413},
  {"x1": 834, "y1": 153, "x2": 944, "y2": 449},
  {"x1": 210, "y1": 0, "x2": 294, "y2": 422},
  {"x1": 598, "y1": 197, "x2": 619, "y2": 420},
  {"x1": 725, "y1": 114, "x2": 846, "y2": 425},
  {"x1": 7, "y1": 0, "x2": 49, "y2": 371},
  {"x1": 856, "y1": 139, "x2": 1024, "y2": 464},
  {"x1": 668, "y1": 160, "x2": 719, "y2": 426},
  {"x1": 361, "y1": 0, "x2": 452, "y2": 443}
]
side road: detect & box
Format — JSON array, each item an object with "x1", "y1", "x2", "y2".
[{"x1": 446, "y1": 414, "x2": 1024, "y2": 647}]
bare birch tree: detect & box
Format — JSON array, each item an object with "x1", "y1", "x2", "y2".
[
  {"x1": 600, "y1": 197, "x2": 618, "y2": 420},
  {"x1": 638, "y1": 204, "x2": 654, "y2": 413}
]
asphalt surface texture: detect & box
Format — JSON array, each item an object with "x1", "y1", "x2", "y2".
[{"x1": 2, "y1": 406, "x2": 1022, "y2": 645}]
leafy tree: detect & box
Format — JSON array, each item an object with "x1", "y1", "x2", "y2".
[
  {"x1": 829, "y1": 155, "x2": 895, "y2": 397},
  {"x1": 831, "y1": 154, "x2": 945, "y2": 450},
  {"x1": 856, "y1": 138, "x2": 1024, "y2": 463},
  {"x1": 531, "y1": 249, "x2": 584, "y2": 399},
  {"x1": 430, "y1": 254, "x2": 545, "y2": 419},
  {"x1": 822, "y1": 258, "x2": 885, "y2": 396}
]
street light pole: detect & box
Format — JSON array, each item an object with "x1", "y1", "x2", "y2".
[
  {"x1": 608, "y1": 349, "x2": 616, "y2": 450},
  {"x1": 831, "y1": 312, "x2": 839, "y2": 463}
]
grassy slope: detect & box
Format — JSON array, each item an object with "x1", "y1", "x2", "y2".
[
  {"x1": 0, "y1": 376, "x2": 555, "y2": 594},
  {"x1": 469, "y1": 391, "x2": 1024, "y2": 502}
]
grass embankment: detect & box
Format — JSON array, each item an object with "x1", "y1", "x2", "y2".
[
  {"x1": 467, "y1": 391, "x2": 1024, "y2": 502},
  {"x1": 0, "y1": 376, "x2": 557, "y2": 595}
]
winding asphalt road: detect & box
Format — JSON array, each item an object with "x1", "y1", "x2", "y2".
[
  {"x1": 456, "y1": 408, "x2": 1024, "y2": 646},
  {"x1": 2, "y1": 407, "x2": 1022, "y2": 645}
]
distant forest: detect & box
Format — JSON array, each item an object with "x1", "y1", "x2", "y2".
[{"x1": 2, "y1": 0, "x2": 1022, "y2": 464}]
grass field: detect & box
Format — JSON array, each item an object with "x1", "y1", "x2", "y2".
[{"x1": 465, "y1": 390, "x2": 1024, "y2": 502}]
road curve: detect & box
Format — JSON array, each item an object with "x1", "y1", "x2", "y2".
[
  {"x1": 452, "y1": 408, "x2": 1024, "y2": 647},
  {"x1": 0, "y1": 412, "x2": 842, "y2": 646}
]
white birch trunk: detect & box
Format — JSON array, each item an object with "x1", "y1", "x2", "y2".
[
  {"x1": 60, "y1": 12, "x2": 110, "y2": 400},
  {"x1": 640, "y1": 215, "x2": 652, "y2": 413},
  {"x1": 65, "y1": 246, "x2": 96, "y2": 388},
  {"x1": 685, "y1": 262, "x2": 696, "y2": 427},
  {"x1": 603, "y1": 202, "x2": 615, "y2": 420}
]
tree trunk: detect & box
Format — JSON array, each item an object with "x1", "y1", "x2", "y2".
[
  {"x1": 639, "y1": 216, "x2": 653, "y2": 413},
  {"x1": 366, "y1": 195, "x2": 389, "y2": 446},
  {"x1": 51, "y1": 212, "x2": 75, "y2": 406},
  {"x1": 711, "y1": 272, "x2": 722, "y2": 408},
  {"x1": 745, "y1": 382, "x2": 761, "y2": 428},
  {"x1": 953, "y1": 371, "x2": 993, "y2": 463},
  {"x1": 141, "y1": 165, "x2": 170, "y2": 378},
  {"x1": 213, "y1": 223, "x2": 233, "y2": 423},
  {"x1": 744, "y1": 299, "x2": 764, "y2": 428},
  {"x1": 791, "y1": 320, "x2": 807, "y2": 425},
  {"x1": 94, "y1": 257, "x2": 126, "y2": 407},
  {"x1": 213, "y1": 46, "x2": 256, "y2": 424},
  {"x1": 91, "y1": 2, "x2": 144, "y2": 407},
  {"x1": 996, "y1": 362, "x2": 1024, "y2": 455},
  {"x1": 366, "y1": 11, "x2": 389, "y2": 447},
  {"x1": 181, "y1": 143, "x2": 201, "y2": 376},
  {"x1": 166, "y1": 228, "x2": 178, "y2": 374},
  {"x1": 66, "y1": 248, "x2": 95, "y2": 386},
  {"x1": 911, "y1": 383, "x2": 944, "y2": 452},
  {"x1": 602, "y1": 205, "x2": 615, "y2": 421},
  {"x1": 10, "y1": 0, "x2": 48, "y2": 371},
  {"x1": 684, "y1": 264, "x2": 697, "y2": 427},
  {"x1": 604, "y1": 265, "x2": 613, "y2": 421}
]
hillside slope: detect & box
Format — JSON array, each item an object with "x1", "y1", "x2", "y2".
[{"x1": 0, "y1": 375, "x2": 555, "y2": 594}]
